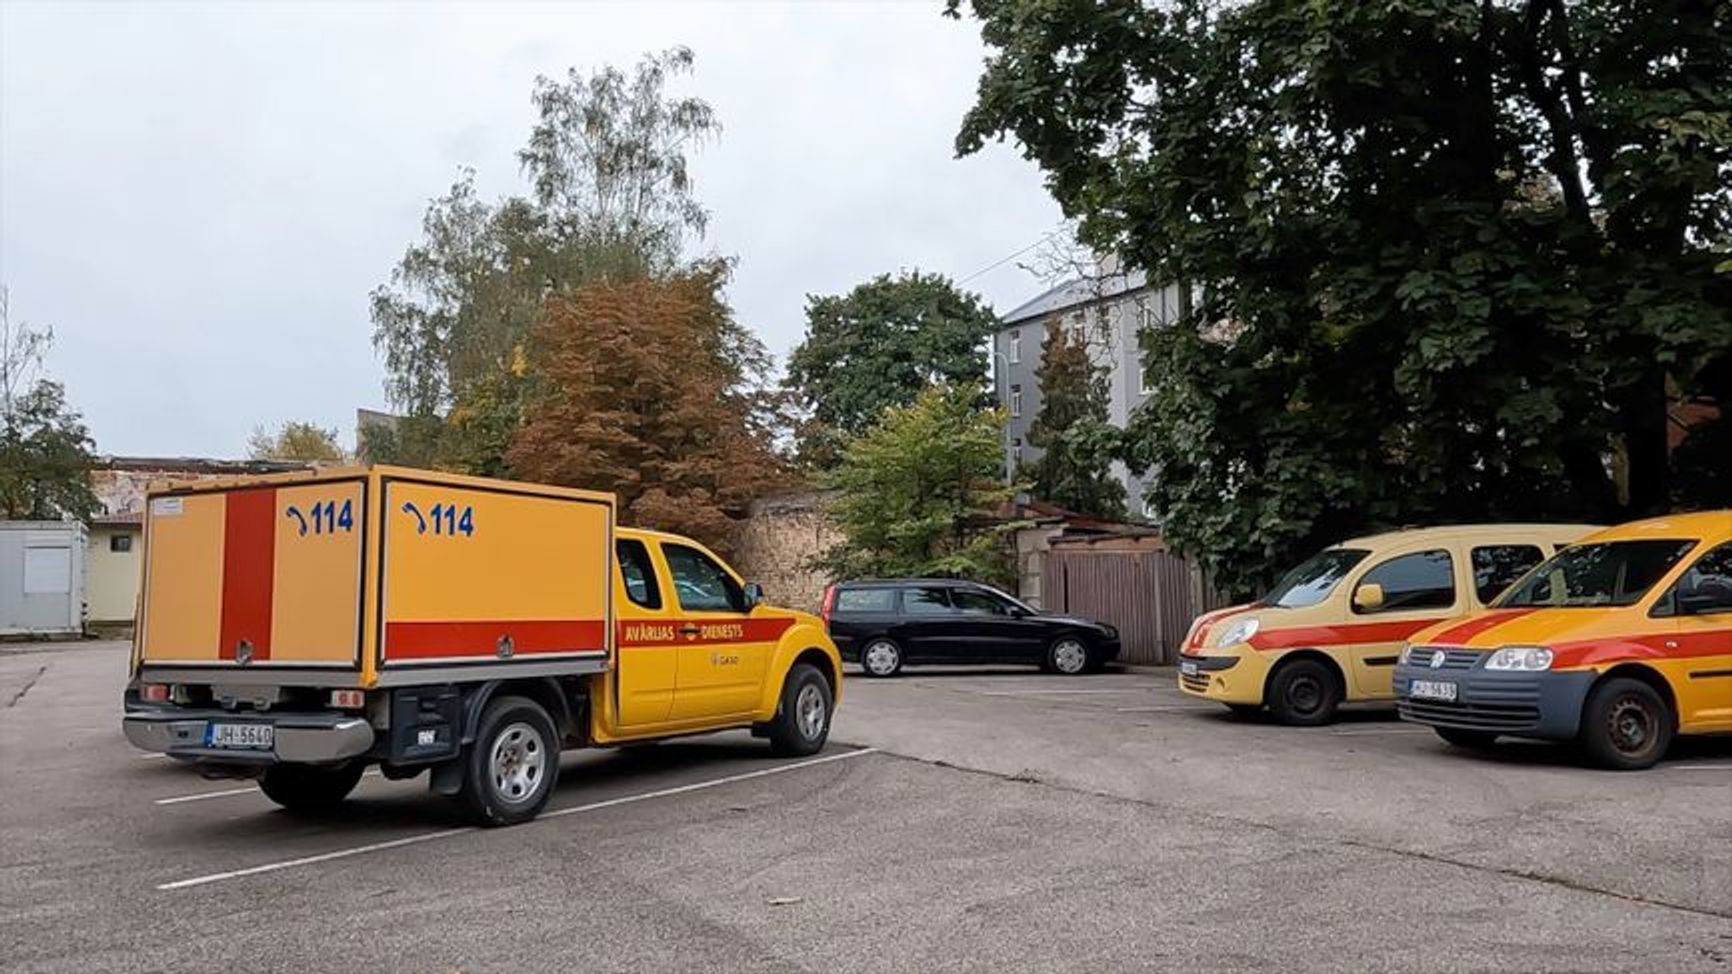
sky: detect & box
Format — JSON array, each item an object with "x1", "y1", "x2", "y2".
[{"x1": 0, "y1": 0, "x2": 1065, "y2": 458}]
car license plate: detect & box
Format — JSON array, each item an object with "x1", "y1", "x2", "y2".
[
  {"x1": 1409, "y1": 680, "x2": 1457, "y2": 702},
  {"x1": 205, "y1": 723, "x2": 273, "y2": 749},
  {"x1": 1180, "y1": 660, "x2": 1199, "y2": 676}
]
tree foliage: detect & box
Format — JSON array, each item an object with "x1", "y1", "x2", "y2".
[
  {"x1": 952, "y1": 0, "x2": 1732, "y2": 594},
  {"x1": 1025, "y1": 316, "x2": 1127, "y2": 518},
  {"x1": 818, "y1": 385, "x2": 1020, "y2": 586},
  {"x1": 507, "y1": 266, "x2": 788, "y2": 554},
  {"x1": 369, "y1": 48, "x2": 719, "y2": 473},
  {"x1": 248, "y1": 421, "x2": 346, "y2": 463},
  {"x1": 0, "y1": 289, "x2": 98, "y2": 521},
  {"x1": 784, "y1": 271, "x2": 999, "y2": 466}
]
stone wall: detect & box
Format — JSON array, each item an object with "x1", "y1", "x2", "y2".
[{"x1": 731, "y1": 492, "x2": 843, "y2": 614}]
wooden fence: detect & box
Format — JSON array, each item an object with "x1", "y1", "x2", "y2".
[{"x1": 1041, "y1": 547, "x2": 1232, "y2": 666}]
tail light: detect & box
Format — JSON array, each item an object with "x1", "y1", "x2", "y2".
[
  {"x1": 329, "y1": 689, "x2": 365, "y2": 709},
  {"x1": 139, "y1": 683, "x2": 170, "y2": 703},
  {"x1": 820, "y1": 585, "x2": 837, "y2": 625}
]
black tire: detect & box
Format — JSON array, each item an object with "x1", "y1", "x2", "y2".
[
  {"x1": 768, "y1": 664, "x2": 832, "y2": 757},
  {"x1": 1225, "y1": 703, "x2": 1262, "y2": 720},
  {"x1": 1046, "y1": 636, "x2": 1093, "y2": 676},
  {"x1": 1579, "y1": 676, "x2": 1674, "y2": 771},
  {"x1": 458, "y1": 695, "x2": 560, "y2": 826},
  {"x1": 1266, "y1": 657, "x2": 1343, "y2": 726},
  {"x1": 1434, "y1": 727, "x2": 1499, "y2": 749},
  {"x1": 860, "y1": 638, "x2": 903, "y2": 678},
  {"x1": 258, "y1": 761, "x2": 365, "y2": 813}
]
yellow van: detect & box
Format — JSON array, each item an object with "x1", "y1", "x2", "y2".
[{"x1": 1177, "y1": 524, "x2": 1598, "y2": 725}]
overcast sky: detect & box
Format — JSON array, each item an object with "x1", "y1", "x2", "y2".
[{"x1": 0, "y1": 0, "x2": 1064, "y2": 458}]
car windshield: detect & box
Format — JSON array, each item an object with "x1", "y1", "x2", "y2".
[
  {"x1": 1262, "y1": 548, "x2": 1370, "y2": 608},
  {"x1": 1496, "y1": 539, "x2": 1697, "y2": 608}
]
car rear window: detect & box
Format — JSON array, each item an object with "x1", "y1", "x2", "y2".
[{"x1": 836, "y1": 588, "x2": 895, "y2": 613}]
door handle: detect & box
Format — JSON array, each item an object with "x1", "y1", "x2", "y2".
[{"x1": 678, "y1": 624, "x2": 702, "y2": 637}]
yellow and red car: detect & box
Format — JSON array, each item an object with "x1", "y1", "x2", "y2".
[
  {"x1": 1394, "y1": 511, "x2": 1732, "y2": 768},
  {"x1": 1178, "y1": 524, "x2": 1598, "y2": 724}
]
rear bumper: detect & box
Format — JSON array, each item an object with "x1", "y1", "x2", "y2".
[
  {"x1": 123, "y1": 705, "x2": 374, "y2": 764},
  {"x1": 1394, "y1": 663, "x2": 1594, "y2": 739}
]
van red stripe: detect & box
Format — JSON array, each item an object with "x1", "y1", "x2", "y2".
[
  {"x1": 1426, "y1": 609, "x2": 1537, "y2": 646},
  {"x1": 218, "y1": 488, "x2": 277, "y2": 661},
  {"x1": 1248, "y1": 617, "x2": 1444, "y2": 651},
  {"x1": 386, "y1": 620, "x2": 608, "y2": 659}
]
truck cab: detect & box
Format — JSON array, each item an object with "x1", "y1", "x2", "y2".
[{"x1": 122, "y1": 466, "x2": 842, "y2": 825}]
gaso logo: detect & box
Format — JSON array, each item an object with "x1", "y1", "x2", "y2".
[{"x1": 623, "y1": 624, "x2": 676, "y2": 644}]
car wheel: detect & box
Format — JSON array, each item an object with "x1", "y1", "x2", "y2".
[
  {"x1": 258, "y1": 761, "x2": 365, "y2": 813},
  {"x1": 861, "y1": 638, "x2": 903, "y2": 678},
  {"x1": 1266, "y1": 658, "x2": 1342, "y2": 726},
  {"x1": 1579, "y1": 676, "x2": 1674, "y2": 770},
  {"x1": 769, "y1": 664, "x2": 832, "y2": 757},
  {"x1": 458, "y1": 695, "x2": 560, "y2": 826},
  {"x1": 1434, "y1": 727, "x2": 1499, "y2": 750},
  {"x1": 1047, "y1": 637, "x2": 1092, "y2": 676}
]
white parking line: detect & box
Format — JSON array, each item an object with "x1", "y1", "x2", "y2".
[
  {"x1": 1113, "y1": 705, "x2": 1217, "y2": 713},
  {"x1": 1329, "y1": 726, "x2": 1434, "y2": 737},
  {"x1": 1664, "y1": 764, "x2": 1732, "y2": 771},
  {"x1": 154, "y1": 770, "x2": 382, "y2": 806},
  {"x1": 979, "y1": 689, "x2": 1153, "y2": 697},
  {"x1": 155, "y1": 747, "x2": 878, "y2": 891}
]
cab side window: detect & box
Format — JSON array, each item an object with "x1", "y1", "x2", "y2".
[
  {"x1": 1471, "y1": 545, "x2": 1544, "y2": 604},
  {"x1": 1354, "y1": 549, "x2": 1455, "y2": 613},
  {"x1": 616, "y1": 539, "x2": 661, "y2": 610},
  {"x1": 662, "y1": 543, "x2": 746, "y2": 613},
  {"x1": 1666, "y1": 542, "x2": 1732, "y2": 617}
]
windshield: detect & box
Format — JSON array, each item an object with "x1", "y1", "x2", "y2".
[
  {"x1": 1263, "y1": 548, "x2": 1371, "y2": 608},
  {"x1": 1497, "y1": 540, "x2": 1696, "y2": 608}
]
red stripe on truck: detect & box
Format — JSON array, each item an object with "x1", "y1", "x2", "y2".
[
  {"x1": 218, "y1": 488, "x2": 277, "y2": 662},
  {"x1": 385, "y1": 619, "x2": 608, "y2": 659}
]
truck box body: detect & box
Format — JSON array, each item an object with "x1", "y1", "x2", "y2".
[{"x1": 136, "y1": 466, "x2": 614, "y2": 686}]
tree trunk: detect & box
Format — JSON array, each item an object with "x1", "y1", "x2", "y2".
[{"x1": 1621, "y1": 367, "x2": 1672, "y2": 517}]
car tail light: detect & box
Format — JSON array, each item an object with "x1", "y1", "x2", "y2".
[
  {"x1": 820, "y1": 585, "x2": 837, "y2": 625},
  {"x1": 329, "y1": 689, "x2": 365, "y2": 709},
  {"x1": 140, "y1": 683, "x2": 170, "y2": 703}
]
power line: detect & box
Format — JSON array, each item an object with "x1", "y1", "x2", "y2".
[{"x1": 955, "y1": 227, "x2": 1067, "y2": 286}]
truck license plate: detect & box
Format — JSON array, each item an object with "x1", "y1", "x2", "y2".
[
  {"x1": 206, "y1": 723, "x2": 273, "y2": 749},
  {"x1": 1409, "y1": 680, "x2": 1457, "y2": 702},
  {"x1": 1181, "y1": 661, "x2": 1199, "y2": 676}
]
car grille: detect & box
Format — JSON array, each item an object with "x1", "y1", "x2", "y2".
[
  {"x1": 1180, "y1": 672, "x2": 1211, "y2": 692},
  {"x1": 1404, "y1": 646, "x2": 1481, "y2": 671},
  {"x1": 1399, "y1": 699, "x2": 1540, "y2": 731}
]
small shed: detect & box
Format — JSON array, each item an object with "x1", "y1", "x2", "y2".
[{"x1": 0, "y1": 521, "x2": 87, "y2": 637}]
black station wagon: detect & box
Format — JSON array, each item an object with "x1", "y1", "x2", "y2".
[{"x1": 821, "y1": 579, "x2": 1121, "y2": 677}]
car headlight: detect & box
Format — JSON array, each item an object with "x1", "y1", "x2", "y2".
[
  {"x1": 1397, "y1": 643, "x2": 1416, "y2": 665},
  {"x1": 1483, "y1": 646, "x2": 1553, "y2": 671},
  {"x1": 1214, "y1": 617, "x2": 1260, "y2": 647}
]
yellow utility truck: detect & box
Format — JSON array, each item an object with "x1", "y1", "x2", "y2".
[{"x1": 122, "y1": 466, "x2": 842, "y2": 825}]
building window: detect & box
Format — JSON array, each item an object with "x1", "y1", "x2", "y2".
[
  {"x1": 110, "y1": 533, "x2": 133, "y2": 553},
  {"x1": 1008, "y1": 330, "x2": 1020, "y2": 364},
  {"x1": 1010, "y1": 385, "x2": 1022, "y2": 418},
  {"x1": 1138, "y1": 356, "x2": 1156, "y2": 396}
]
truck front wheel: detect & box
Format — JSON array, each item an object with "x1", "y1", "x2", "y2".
[
  {"x1": 458, "y1": 696, "x2": 560, "y2": 826},
  {"x1": 259, "y1": 761, "x2": 365, "y2": 814},
  {"x1": 768, "y1": 664, "x2": 832, "y2": 757}
]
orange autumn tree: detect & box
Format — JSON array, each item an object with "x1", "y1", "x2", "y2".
[{"x1": 508, "y1": 266, "x2": 791, "y2": 554}]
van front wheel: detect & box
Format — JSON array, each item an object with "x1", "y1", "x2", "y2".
[
  {"x1": 1266, "y1": 658, "x2": 1342, "y2": 726},
  {"x1": 769, "y1": 664, "x2": 832, "y2": 757}
]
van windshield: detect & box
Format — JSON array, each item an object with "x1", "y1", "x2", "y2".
[
  {"x1": 1262, "y1": 548, "x2": 1370, "y2": 608},
  {"x1": 1496, "y1": 539, "x2": 1696, "y2": 608}
]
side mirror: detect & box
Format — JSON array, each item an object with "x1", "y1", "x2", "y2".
[
  {"x1": 743, "y1": 582, "x2": 767, "y2": 608},
  {"x1": 1677, "y1": 578, "x2": 1732, "y2": 616},
  {"x1": 1352, "y1": 582, "x2": 1385, "y2": 611}
]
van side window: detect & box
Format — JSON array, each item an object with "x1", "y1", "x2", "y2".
[
  {"x1": 616, "y1": 539, "x2": 661, "y2": 610},
  {"x1": 663, "y1": 543, "x2": 746, "y2": 613},
  {"x1": 1471, "y1": 545, "x2": 1544, "y2": 604},
  {"x1": 1355, "y1": 550, "x2": 1455, "y2": 613},
  {"x1": 902, "y1": 587, "x2": 952, "y2": 614},
  {"x1": 1660, "y1": 542, "x2": 1732, "y2": 617}
]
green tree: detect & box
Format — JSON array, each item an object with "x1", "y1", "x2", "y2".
[
  {"x1": 1025, "y1": 316, "x2": 1127, "y2": 518},
  {"x1": 247, "y1": 421, "x2": 346, "y2": 463},
  {"x1": 952, "y1": 0, "x2": 1732, "y2": 594},
  {"x1": 369, "y1": 47, "x2": 719, "y2": 473},
  {"x1": 0, "y1": 289, "x2": 98, "y2": 521},
  {"x1": 819, "y1": 384, "x2": 1019, "y2": 585},
  {"x1": 784, "y1": 271, "x2": 999, "y2": 466}
]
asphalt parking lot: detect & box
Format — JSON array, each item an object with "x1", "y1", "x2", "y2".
[{"x1": 2, "y1": 643, "x2": 1728, "y2": 973}]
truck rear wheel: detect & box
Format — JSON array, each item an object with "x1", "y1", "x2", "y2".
[
  {"x1": 259, "y1": 761, "x2": 365, "y2": 813},
  {"x1": 458, "y1": 695, "x2": 560, "y2": 826},
  {"x1": 768, "y1": 664, "x2": 832, "y2": 757}
]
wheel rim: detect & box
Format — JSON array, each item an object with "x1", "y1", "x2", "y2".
[
  {"x1": 490, "y1": 721, "x2": 547, "y2": 805},
  {"x1": 1053, "y1": 639, "x2": 1087, "y2": 674},
  {"x1": 796, "y1": 684, "x2": 826, "y2": 740},
  {"x1": 1287, "y1": 674, "x2": 1322, "y2": 714},
  {"x1": 1606, "y1": 695, "x2": 1656, "y2": 755},
  {"x1": 864, "y1": 641, "x2": 899, "y2": 675}
]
